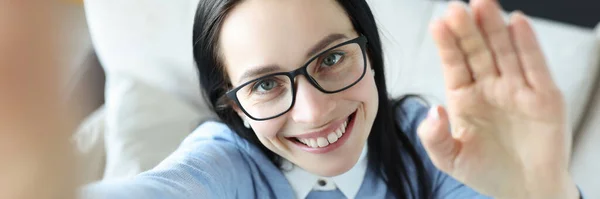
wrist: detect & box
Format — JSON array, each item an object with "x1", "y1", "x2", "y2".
[{"x1": 524, "y1": 172, "x2": 579, "y2": 199}]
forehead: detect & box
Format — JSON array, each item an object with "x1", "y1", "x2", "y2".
[{"x1": 219, "y1": 0, "x2": 356, "y2": 85}]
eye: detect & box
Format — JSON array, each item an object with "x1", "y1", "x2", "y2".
[
  {"x1": 252, "y1": 79, "x2": 279, "y2": 93},
  {"x1": 321, "y1": 52, "x2": 345, "y2": 68}
]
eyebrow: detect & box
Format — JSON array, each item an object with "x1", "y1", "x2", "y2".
[
  {"x1": 238, "y1": 65, "x2": 281, "y2": 84},
  {"x1": 306, "y1": 33, "x2": 348, "y2": 57},
  {"x1": 237, "y1": 33, "x2": 348, "y2": 84}
]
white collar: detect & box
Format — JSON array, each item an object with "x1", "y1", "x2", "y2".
[{"x1": 281, "y1": 144, "x2": 368, "y2": 199}]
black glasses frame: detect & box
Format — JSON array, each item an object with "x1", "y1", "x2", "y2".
[{"x1": 225, "y1": 35, "x2": 368, "y2": 121}]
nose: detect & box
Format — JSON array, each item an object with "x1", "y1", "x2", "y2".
[{"x1": 289, "y1": 76, "x2": 336, "y2": 126}]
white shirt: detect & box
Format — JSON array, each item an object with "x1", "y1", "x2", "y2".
[{"x1": 282, "y1": 145, "x2": 368, "y2": 199}]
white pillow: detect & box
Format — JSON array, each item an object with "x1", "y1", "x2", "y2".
[
  {"x1": 102, "y1": 74, "x2": 209, "y2": 179},
  {"x1": 368, "y1": 0, "x2": 600, "y2": 132},
  {"x1": 85, "y1": 0, "x2": 598, "y2": 179},
  {"x1": 597, "y1": 22, "x2": 600, "y2": 38},
  {"x1": 84, "y1": 0, "x2": 201, "y2": 107},
  {"x1": 72, "y1": 106, "x2": 106, "y2": 184},
  {"x1": 570, "y1": 21, "x2": 600, "y2": 199},
  {"x1": 84, "y1": 0, "x2": 212, "y2": 179}
]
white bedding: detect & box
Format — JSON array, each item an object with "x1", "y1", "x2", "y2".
[{"x1": 81, "y1": 0, "x2": 600, "y2": 183}]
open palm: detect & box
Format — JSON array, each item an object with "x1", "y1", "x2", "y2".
[{"x1": 418, "y1": 0, "x2": 579, "y2": 198}]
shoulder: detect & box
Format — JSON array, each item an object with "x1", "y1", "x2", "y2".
[
  {"x1": 139, "y1": 121, "x2": 263, "y2": 197},
  {"x1": 390, "y1": 95, "x2": 432, "y2": 166},
  {"x1": 163, "y1": 120, "x2": 265, "y2": 172},
  {"x1": 392, "y1": 95, "x2": 430, "y2": 136},
  {"x1": 159, "y1": 120, "x2": 255, "y2": 174},
  {"x1": 82, "y1": 121, "x2": 276, "y2": 199},
  {"x1": 178, "y1": 120, "x2": 265, "y2": 157},
  {"x1": 390, "y1": 97, "x2": 491, "y2": 198}
]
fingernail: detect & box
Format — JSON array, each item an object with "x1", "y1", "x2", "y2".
[
  {"x1": 512, "y1": 10, "x2": 526, "y2": 19},
  {"x1": 515, "y1": 10, "x2": 525, "y2": 15},
  {"x1": 509, "y1": 10, "x2": 531, "y2": 25},
  {"x1": 428, "y1": 106, "x2": 440, "y2": 121},
  {"x1": 508, "y1": 10, "x2": 518, "y2": 22},
  {"x1": 519, "y1": 11, "x2": 530, "y2": 22}
]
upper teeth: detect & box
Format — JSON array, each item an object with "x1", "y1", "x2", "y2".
[{"x1": 299, "y1": 120, "x2": 348, "y2": 148}]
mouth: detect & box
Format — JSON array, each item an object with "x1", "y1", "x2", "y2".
[{"x1": 286, "y1": 111, "x2": 357, "y2": 154}]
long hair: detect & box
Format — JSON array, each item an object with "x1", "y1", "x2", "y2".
[{"x1": 192, "y1": 0, "x2": 430, "y2": 198}]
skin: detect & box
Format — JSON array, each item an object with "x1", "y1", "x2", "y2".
[
  {"x1": 221, "y1": 0, "x2": 579, "y2": 198},
  {"x1": 0, "y1": 1, "x2": 76, "y2": 199},
  {"x1": 219, "y1": 0, "x2": 379, "y2": 177},
  {"x1": 422, "y1": 0, "x2": 579, "y2": 198},
  {"x1": 0, "y1": 0, "x2": 579, "y2": 198}
]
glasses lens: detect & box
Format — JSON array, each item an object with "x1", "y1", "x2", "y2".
[
  {"x1": 306, "y1": 42, "x2": 365, "y2": 92},
  {"x1": 236, "y1": 74, "x2": 293, "y2": 119}
]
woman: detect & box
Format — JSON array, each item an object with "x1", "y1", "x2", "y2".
[{"x1": 84, "y1": 0, "x2": 582, "y2": 198}]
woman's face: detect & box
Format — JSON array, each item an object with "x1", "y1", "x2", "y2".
[{"x1": 219, "y1": 0, "x2": 378, "y2": 177}]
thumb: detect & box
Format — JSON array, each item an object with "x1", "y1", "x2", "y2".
[{"x1": 417, "y1": 105, "x2": 460, "y2": 173}]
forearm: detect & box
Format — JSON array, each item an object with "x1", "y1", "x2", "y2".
[{"x1": 0, "y1": 1, "x2": 76, "y2": 199}]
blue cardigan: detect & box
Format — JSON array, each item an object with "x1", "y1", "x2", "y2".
[{"x1": 81, "y1": 98, "x2": 495, "y2": 199}]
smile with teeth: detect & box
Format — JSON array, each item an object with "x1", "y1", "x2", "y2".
[{"x1": 296, "y1": 120, "x2": 348, "y2": 148}]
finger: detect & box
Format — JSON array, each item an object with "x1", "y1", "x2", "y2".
[
  {"x1": 430, "y1": 19, "x2": 474, "y2": 89},
  {"x1": 417, "y1": 105, "x2": 461, "y2": 173},
  {"x1": 472, "y1": 0, "x2": 524, "y2": 83},
  {"x1": 509, "y1": 12, "x2": 554, "y2": 90},
  {"x1": 446, "y1": 1, "x2": 498, "y2": 80}
]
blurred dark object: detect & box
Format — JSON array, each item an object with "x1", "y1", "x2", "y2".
[
  {"x1": 65, "y1": 50, "x2": 105, "y2": 125},
  {"x1": 458, "y1": 0, "x2": 600, "y2": 28}
]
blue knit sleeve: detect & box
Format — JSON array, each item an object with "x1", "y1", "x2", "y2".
[{"x1": 80, "y1": 122, "x2": 253, "y2": 199}]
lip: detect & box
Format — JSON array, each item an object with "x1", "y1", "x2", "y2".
[
  {"x1": 288, "y1": 111, "x2": 357, "y2": 154},
  {"x1": 288, "y1": 117, "x2": 348, "y2": 140}
]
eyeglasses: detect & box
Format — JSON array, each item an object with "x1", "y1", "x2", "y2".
[{"x1": 225, "y1": 35, "x2": 368, "y2": 121}]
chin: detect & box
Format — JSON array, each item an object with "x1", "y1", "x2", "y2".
[
  {"x1": 301, "y1": 153, "x2": 360, "y2": 177},
  {"x1": 300, "y1": 131, "x2": 366, "y2": 177}
]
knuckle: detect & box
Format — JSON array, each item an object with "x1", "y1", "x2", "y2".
[
  {"x1": 441, "y1": 49, "x2": 467, "y2": 67},
  {"x1": 460, "y1": 35, "x2": 484, "y2": 54},
  {"x1": 493, "y1": 42, "x2": 516, "y2": 60}
]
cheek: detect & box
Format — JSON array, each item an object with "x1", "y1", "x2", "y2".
[
  {"x1": 345, "y1": 67, "x2": 379, "y2": 106},
  {"x1": 250, "y1": 118, "x2": 286, "y2": 139},
  {"x1": 344, "y1": 65, "x2": 379, "y2": 124},
  {"x1": 362, "y1": 79, "x2": 379, "y2": 117}
]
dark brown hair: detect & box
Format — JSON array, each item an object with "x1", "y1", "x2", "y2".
[{"x1": 192, "y1": 1, "x2": 431, "y2": 198}]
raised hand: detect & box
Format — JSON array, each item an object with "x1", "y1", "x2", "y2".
[{"x1": 418, "y1": 0, "x2": 580, "y2": 198}]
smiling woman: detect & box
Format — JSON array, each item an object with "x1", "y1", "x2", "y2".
[
  {"x1": 82, "y1": 0, "x2": 584, "y2": 198},
  {"x1": 195, "y1": 0, "x2": 433, "y2": 198}
]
